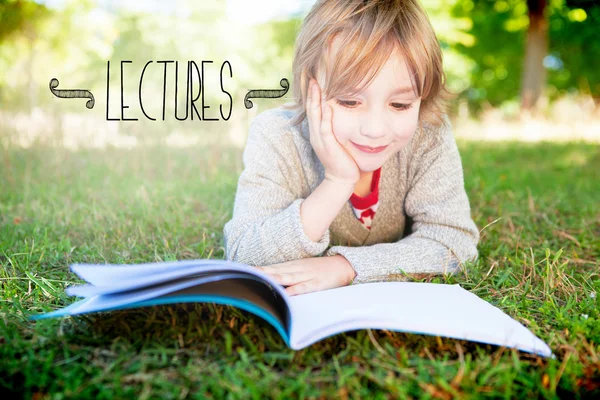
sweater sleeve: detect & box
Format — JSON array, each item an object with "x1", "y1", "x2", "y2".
[
  {"x1": 325, "y1": 116, "x2": 480, "y2": 284},
  {"x1": 223, "y1": 110, "x2": 330, "y2": 266}
]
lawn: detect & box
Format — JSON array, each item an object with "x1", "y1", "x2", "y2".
[{"x1": 1, "y1": 136, "x2": 599, "y2": 399}]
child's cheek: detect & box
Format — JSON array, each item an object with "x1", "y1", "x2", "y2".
[
  {"x1": 394, "y1": 118, "x2": 419, "y2": 143},
  {"x1": 331, "y1": 112, "x2": 354, "y2": 143},
  {"x1": 391, "y1": 110, "x2": 420, "y2": 146}
]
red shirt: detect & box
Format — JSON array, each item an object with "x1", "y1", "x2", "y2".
[{"x1": 348, "y1": 167, "x2": 381, "y2": 231}]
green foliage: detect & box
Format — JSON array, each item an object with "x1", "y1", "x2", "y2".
[
  {"x1": 547, "y1": 0, "x2": 600, "y2": 100},
  {"x1": 451, "y1": 0, "x2": 529, "y2": 114},
  {"x1": 0, "y1": 0, "x2": 100, "y2": 110},
  {"x1": 451, "y1": 0, "x2": 600, "y2": 115},
  {"x1": 0, "y1": 0, "x2": 49, "y2": 42}
]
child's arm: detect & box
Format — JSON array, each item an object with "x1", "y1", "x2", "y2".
[
  {"x1": 223, "y1": 109, "x2": 350, "y2": 266},
  {"x1": 300, "y1": 178, "x2": 354, "y2": 242},
  {"x1": 325, "y1": 116, "x2": 480, "y2": 284}
]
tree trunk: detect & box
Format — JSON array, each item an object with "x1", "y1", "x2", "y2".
[{"x1": 520, "y1": 0, "x2": 548, "y2": 112}]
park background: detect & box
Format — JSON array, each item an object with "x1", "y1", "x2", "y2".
[{"x1": 1, "y1": 0, "x2": 599, "y2": 398}]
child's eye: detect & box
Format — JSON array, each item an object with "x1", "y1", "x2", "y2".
[
  {"x1": 391, "y1": 103, "x2": 413, "y2": 111},
  {"x1": 335, "y1": 99, "x2": 359, "y2": 108},
  {"x1": 335, "y1": 99, "x2": 412, "y2": 111}
]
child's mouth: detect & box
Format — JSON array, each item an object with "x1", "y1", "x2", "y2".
[{"x1": 351, "y1": 141, "x2": 388, "y2": 154}]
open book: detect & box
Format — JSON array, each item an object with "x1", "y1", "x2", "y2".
[{"x1": 30, "y1": 259, "x2": 554, "y2": 358}]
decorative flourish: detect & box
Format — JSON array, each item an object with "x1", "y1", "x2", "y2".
[
  {"x1": 49, "y1": 78, "x2": 95, "y2": 109},
  {"x1": 244, "y1": 78, "x2": 289, "y2": 109}
]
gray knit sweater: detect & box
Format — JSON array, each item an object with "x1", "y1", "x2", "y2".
[{"x1": 223, "y1": 107, "x2": 480, "y2": 284}]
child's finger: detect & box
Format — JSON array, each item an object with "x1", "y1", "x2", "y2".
[
  {"x1": 320, "y1": 102, "x2": 339, "y2": 150},
  {"x1": 305, "y1": 80, "x2": 314, "y2": 106},
  {"x1": 286, "y1": 281, "x2": 314, "y2": 296},
  {"x1": 310, "y1": 81, "x2": 321, "y2": 114},
  {"x1": 306, "y1": 80, "x2": 314, "y2": 109},
  {"x1": 320, "y1": 100, "x2": 332, "y2": 138},
  {"x1": 260, "y1": 264, "x2": 309, "y2": 275},
  {"x1": 307, "y1": 80, "x2": 323, "y2": 148},
  {"x1": 269, "y1": 271, "x2": 312, "y2": 287}
]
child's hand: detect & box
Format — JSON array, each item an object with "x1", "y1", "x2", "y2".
[
  {"x1": 307, "y1": 79, "x2": 361, "y2": 186},
  {"x1": 256, "y1": 255, "x2": 357, "y2": 296}
]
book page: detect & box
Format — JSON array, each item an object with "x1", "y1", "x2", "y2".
[
  {"x1": 288, "y1": 282, "x2": 552, "y2": 358},
  {"x1": 65, "y1": 273, "x2": 255, "y2": 314},
  {"x1": 67, "y1": 260, "x2": 291, "y2": 306},
  {"x1": 69, "y1": 259, "x2": 252, "y2": 287},
  {"x1": 67, "y1": 268, "x2": 265, "y2": 297},
  {"x1": 165, "y1": 278, "x2": 290, "y2": 331},
  {"x1": 32, "y1": 275, "x2": 293, "y2": 339}
]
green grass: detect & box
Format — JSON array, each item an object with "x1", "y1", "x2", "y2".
[{"x1": 1, "y1": 138, "x2": 599, "y2": 399}]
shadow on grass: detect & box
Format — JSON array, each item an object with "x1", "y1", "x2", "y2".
[{"x1": 51, "y1": 302, "x2": 549, "y2": 365}]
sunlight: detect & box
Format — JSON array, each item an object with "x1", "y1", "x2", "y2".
[{"x1": 226, "y1": 0, "x2": 315, "y2": 25}]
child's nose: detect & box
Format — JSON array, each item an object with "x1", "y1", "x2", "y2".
[{"x1": 359, "y1": 114, "x2": 388, "y2": 140}]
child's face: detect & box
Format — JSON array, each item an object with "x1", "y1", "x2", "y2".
[{"x1": 318, "y1": 37, "x2": 422, "y2": 175}]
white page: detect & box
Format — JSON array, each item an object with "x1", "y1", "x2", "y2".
[
  {"x1": 62, "y1": 265, "x2": 292, "y2": 319},
  {"x1": 67, "y1": 266, "x2": 266, "y2": 297},
  {"x1": 70, "y1": 259, "x2": 250, "y2": 287},
  {"x1": 65, "y1": 273, "x2": 267, "y2": 314},
  {"x1": 288, "y1": 282, "x2": 553, "y2": 358}
]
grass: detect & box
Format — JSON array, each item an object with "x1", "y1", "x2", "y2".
[{"x1": 1, "y1": 136, "x2": 599, "y2": 399}]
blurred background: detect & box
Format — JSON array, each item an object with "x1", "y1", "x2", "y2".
[{"x1": 1, "y1": 0, "x2": 599, "y2": 150}]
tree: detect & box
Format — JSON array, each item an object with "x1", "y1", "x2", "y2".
[
  {"x1": 521, "y1": 0, "x2": 548, "y2": 112},
  {"x1": 0, "y1": 0, "x2": 49, "y2": 43},
  {"x1": 452, "y1": 0, "x2": 600, "y2": 117}
]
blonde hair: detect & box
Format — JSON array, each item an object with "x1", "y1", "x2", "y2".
[{"x1": 281, "y1": 0, "x2": 455, "y2": 129}]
